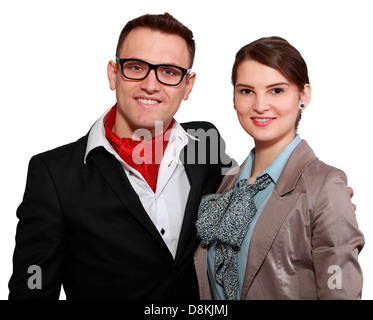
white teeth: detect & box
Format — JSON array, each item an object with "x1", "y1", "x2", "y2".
[
  {"x1": 253, "y1": 118, "x2": 273, "y2": 122},
  {"x1": 137, "y1": 98, "x2": 159, "y2": 105}
]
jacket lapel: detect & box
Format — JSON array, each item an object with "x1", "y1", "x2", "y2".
[
  {"x1": 88, "y1": 147, "x2": 168, "y2": 250},
  {"x1": 174, "y1": 136, "x2": 206, "y2": 263},
  {"x1": 241, "y1": 140, "x2": 318, "y2": 299}
]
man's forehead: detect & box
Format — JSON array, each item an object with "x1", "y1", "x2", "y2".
[{"x1": 118, "y1": 27, "x2": 190, "y2": 66}]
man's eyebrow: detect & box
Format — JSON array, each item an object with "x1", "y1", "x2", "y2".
[{"x1": 126, "y1": 57, "x2": 183, "y2": 67}]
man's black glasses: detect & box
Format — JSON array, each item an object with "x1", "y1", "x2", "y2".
[{"x1": 116, "y1": 58, "x2": 191, "y2": 86}]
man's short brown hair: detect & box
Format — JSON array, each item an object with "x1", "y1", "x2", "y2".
[{"x1": 115, "y1": 12, "x2": 196, "y2": 68}]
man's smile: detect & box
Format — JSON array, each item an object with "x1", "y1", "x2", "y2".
[{"x1": 135, "y1": 97, "x2": 161, "y2": 109}]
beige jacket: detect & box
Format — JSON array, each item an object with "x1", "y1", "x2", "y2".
[{"x1": 194, "y1": 140, "x2": 364, "y2": 299}]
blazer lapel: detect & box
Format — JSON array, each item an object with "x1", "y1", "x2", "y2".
[
  {"x1": 88, "y1": 147, "x2": 168, "y2": 250},
  {"x1": 241, "y1": 140, "x2": 318, "y2": 299},
  {"x1": 174, "y1": 138, "x2": 206, "y2": 263}
]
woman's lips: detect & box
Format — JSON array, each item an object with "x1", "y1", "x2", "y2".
[{"x1": 251, "y1": 117, "x2": 276, "y2": 126}]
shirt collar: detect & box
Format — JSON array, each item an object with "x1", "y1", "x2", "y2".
[
  {"x1": 235, "y1": 135, "x2": 302, "y2": 188},
  {"x1": 84, "y1": 108, "x2": 197, "y2": 164},
  {"x1": 84, "y1": 108, "x2": 111, "y2": 164}
]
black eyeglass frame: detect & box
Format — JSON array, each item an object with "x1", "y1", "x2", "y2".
[{"x1": 116, "y1": 57, "x2": 191, "y2": 86}]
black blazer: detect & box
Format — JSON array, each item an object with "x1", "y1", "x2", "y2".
[{"x1": 9, "y1": 121, "x2": 234, "y2": 300}]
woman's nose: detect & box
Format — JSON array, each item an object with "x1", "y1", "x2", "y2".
[{"x1": 252, "y1": 96, "x2": 270, "y2": 113}]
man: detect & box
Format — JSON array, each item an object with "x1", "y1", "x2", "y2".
[{"x1": 9, "y1": 13, "x2": 234, "y2": 299}]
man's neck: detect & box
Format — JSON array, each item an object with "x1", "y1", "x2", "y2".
[{"x1": 113, "y1": 119, "x2": 174, "y2": 141}]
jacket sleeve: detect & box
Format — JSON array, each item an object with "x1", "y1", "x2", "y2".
[
  {"x1": 9, "y1": 154, "x2": 66, "y2": 299},
  {"x1": 311, "y1": 167, "x2": 364, "y2": 300}
]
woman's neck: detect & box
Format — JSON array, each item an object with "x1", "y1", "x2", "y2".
[{"x1": 249, "y1": 134, "x2": 296, "y2": 183}]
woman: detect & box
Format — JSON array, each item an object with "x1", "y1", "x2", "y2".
[{"x1": 194, "y1": 36, "x2": 364, "y2": 300}]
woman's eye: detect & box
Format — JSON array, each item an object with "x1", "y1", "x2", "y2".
[
  {"x1": 272, "y1": 88, "x2": 284, "y2": 94},
  {"x1": 240, "y1": 89, "x2": 252, "y2": 95}
]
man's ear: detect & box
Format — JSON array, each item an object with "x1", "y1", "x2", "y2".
[
  {"x1": 107, "y1": 60, "x2": 117, "y2": 91},
  {"x1": 182, "y1": 72, "x2": 196, "y2": 101}
]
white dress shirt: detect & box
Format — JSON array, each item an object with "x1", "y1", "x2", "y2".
[{"x1": 84, "y1": 108, "x2": 197, "y2": 258}]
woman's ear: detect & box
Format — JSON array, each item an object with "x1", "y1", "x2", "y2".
[{"x1": 300, "y1": 84, "x2": 312, "y2": 109}]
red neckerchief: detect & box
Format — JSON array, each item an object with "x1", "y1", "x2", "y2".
[{"x1": 104, "y1": 104, "x2": 171, "y2": 193}]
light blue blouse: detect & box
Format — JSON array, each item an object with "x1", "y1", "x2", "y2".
[{"x1": 207, "y1": 135, "x2": 302, "y2": 299}]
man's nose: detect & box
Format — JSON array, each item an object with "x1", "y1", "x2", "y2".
[{"x1": 140, "y1": 70, "x2": 161, "y2": 92}]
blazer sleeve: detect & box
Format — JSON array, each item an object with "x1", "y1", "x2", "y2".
[
  {"x1": 311, "y1": 167, "x2": 364, "y2": 300},
  {"x1": 9, "y1": 154, "x2": 66, "y2": 299}
]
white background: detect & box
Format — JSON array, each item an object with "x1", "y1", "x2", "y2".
[{"x1": 1, "y1": 0, "x2": 372, "y2": 300}]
